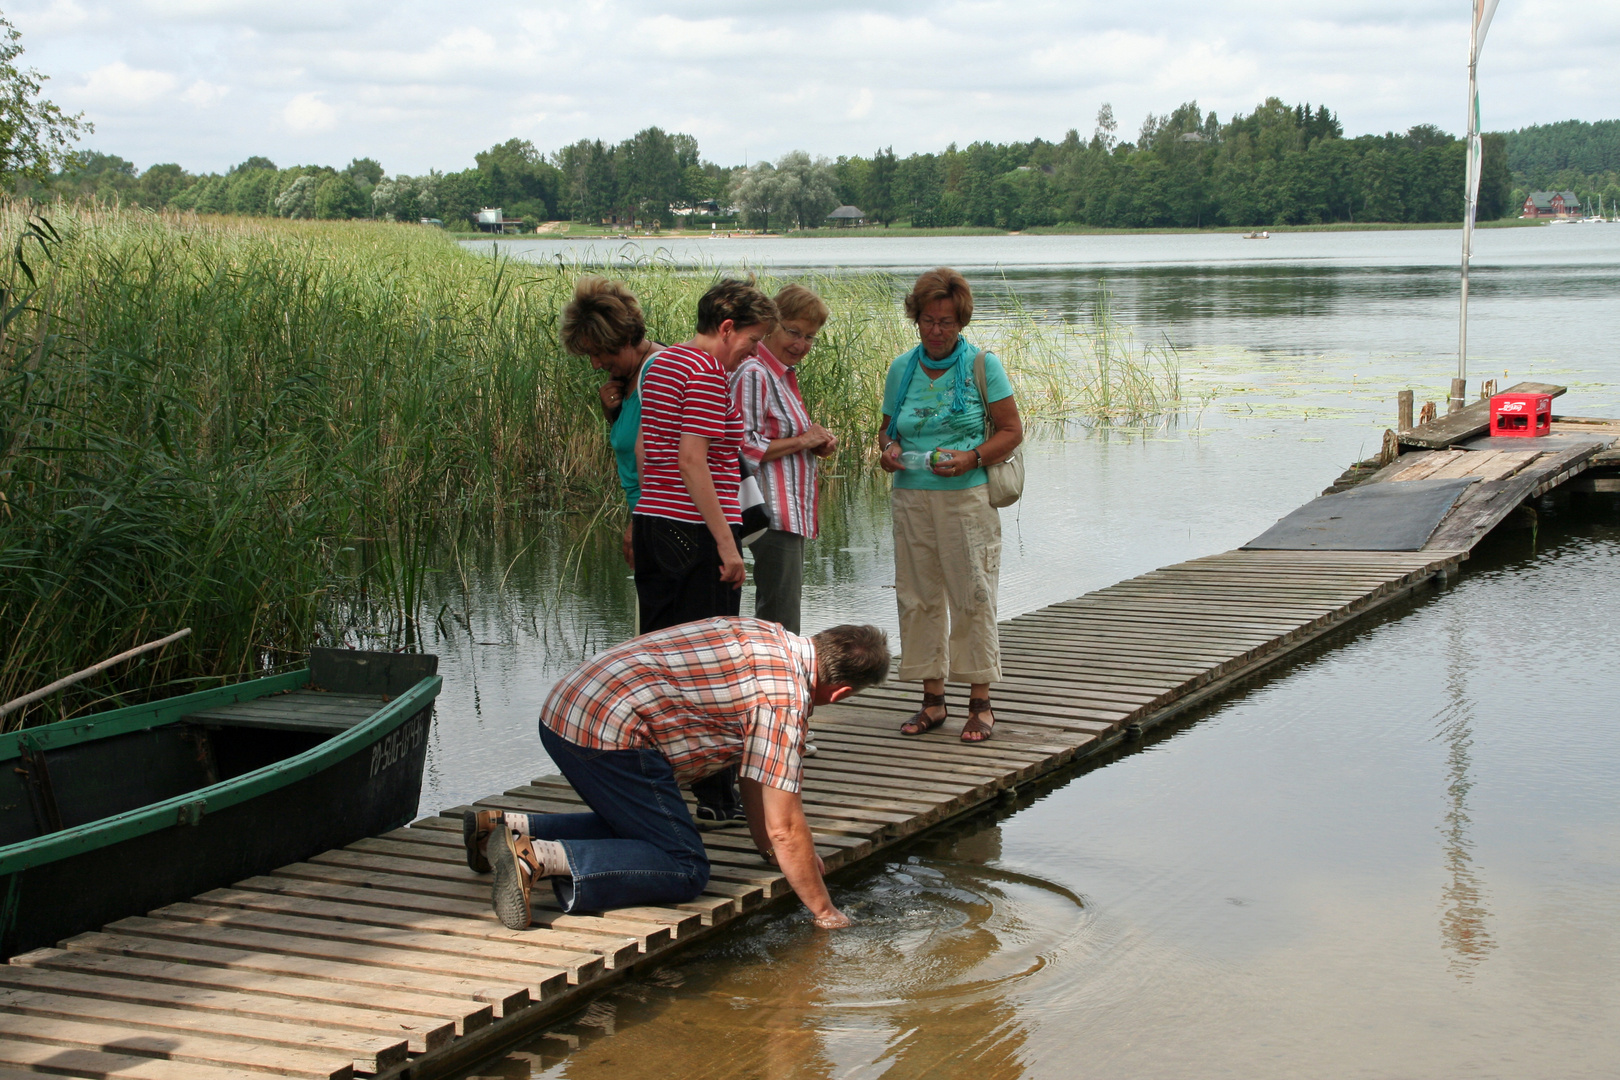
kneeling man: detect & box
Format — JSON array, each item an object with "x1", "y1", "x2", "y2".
[{"x1": 464, "y1": 618, "x2": 890, "y2": 930}]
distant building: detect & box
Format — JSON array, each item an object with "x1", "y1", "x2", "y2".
[
  {"x1": 827, "y1": 205, "x2": 867, "y2": 227},
  {"x1": 474, "y1": 207, "x2": 525, "y2": 233},
  {"x1": 1521, "y1": 190, "x2": 1581, "y2": 218}
]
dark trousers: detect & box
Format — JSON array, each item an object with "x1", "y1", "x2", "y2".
[
  {"x1": 529, "y1": 725, "x2": 710, "y2": 912},
  {"x1": 631, "y1": 514, "x2": 742, "y2": 634},
  {"x1": 631, "y1": 513, "x2": 743, "y2": 813},
  {"x1": 748, "y1": 528, "x2": 805, "y2": 635}
]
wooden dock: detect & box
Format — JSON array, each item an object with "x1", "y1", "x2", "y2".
[{"x1": 6, "y1": 419, "x2": 1617, "y2": 1080}]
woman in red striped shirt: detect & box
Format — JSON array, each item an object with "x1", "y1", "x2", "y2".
[{"x1": 633, "y1": 279, "x2": 778, "y2": 632}]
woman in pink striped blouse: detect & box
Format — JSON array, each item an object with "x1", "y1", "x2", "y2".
[{"x1": 731, "y1": 284, "x2": 837, "y2": 634}]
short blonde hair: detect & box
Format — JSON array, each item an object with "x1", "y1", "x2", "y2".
[
  {"x1": 903, "y1": 267, "x2": 973, "y2": 327},
  {"x1": 561, "y1": 277, "x2": 646, "y2": 356},
  {"x1": 773, "y1": 283, "x2": 830, "y2": 328}
]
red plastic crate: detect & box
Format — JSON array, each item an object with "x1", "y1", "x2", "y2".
[{"x1": 1490, "y1": 392, "x2": 1552, "y2": 437}]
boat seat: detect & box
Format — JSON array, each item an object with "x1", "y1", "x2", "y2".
[{"x1": 182, "y1": 689, "x2": 385, "y2": 734}]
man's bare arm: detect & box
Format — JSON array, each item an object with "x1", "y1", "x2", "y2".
[{"x1": 741, "y1": 777, "x2": 850, "y2": 928}]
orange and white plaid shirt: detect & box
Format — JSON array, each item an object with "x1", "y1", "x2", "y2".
[{"x1": 540, "y1": 617, "x2": 818, "y2": 792}]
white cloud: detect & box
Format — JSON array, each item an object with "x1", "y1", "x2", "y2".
[
  {"x1": 78, "y1": 61, "x2": 177, "y2": 107},
  {"x1": 282, "y1": 92, "x2": 337, "y2": 133},
  {"x1": 6, "y1": 0, "x2": 1617, "y2": 174},
  {"x1": 180, "y1": 80, "x2": 228, "y2": 108}
]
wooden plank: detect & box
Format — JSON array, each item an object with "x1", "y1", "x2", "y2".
[
  {"x1": 229, "y1": 875, "x2": 674, "y2": 955},
  {"x1": 1425, "y1": 441, "x2": 1606, "y2": 550},
  {"x1": 47, "y1": 930, "x2": 530, "y2": 1020},
  {"x1": 139, "y1": 904, "x2": 606, "y2": 985},
  {"x1": 188, "y1": 889, "x2": 642, "y2": 970},
  {"x1": 0, "y1": 1042, "x2": 280, "y2": 1080},
  {"x1": 279, "y1": 849, "x2": 704, "y2": 939},
  {"x1": 0, "y1": 973, "x2": 409, "y2": 1075},
  {"x1": 0, "y1": 1012, "x2": 353, "y2": 1080},
  {"x1": 0, "y1": 955, "x2": 446, "y2": 1050}
]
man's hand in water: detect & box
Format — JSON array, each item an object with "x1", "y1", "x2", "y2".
[{"x1": 743, "y1": 778, "x2": 853, "y2": 929}]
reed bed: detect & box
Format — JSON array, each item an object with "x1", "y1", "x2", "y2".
[{"x1": 1, "y1": 205, "x2": 1181, "y2": 727}]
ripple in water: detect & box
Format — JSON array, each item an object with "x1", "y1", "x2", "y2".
[{"x1": 818, "y1": 855, "x2": 1089, "y2": 1010}]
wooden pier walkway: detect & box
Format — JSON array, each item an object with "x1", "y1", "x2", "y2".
[{"x1": 5, "y1": 417, "x2": 1617, "y2": 1080}]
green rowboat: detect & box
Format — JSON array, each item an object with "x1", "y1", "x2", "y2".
[{"x1": 0, "y1": 648, "x2": 442, "y2": 959}]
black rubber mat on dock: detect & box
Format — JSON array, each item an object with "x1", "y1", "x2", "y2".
[{"x1": 1243, "y1": 476, "x2": 1477, "y2": 551}]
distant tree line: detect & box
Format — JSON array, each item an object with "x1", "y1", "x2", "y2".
[
  {"x1": 1501, "y1": 118, "x2": 1620, "y2": 213},
  {"x1": 32, "y1": 97, "x2": 1620, "y2": 231}
]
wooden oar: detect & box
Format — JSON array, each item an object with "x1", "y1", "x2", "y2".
[{"x1": 0, "y1": 627, "x2": 193, "y2": 719}]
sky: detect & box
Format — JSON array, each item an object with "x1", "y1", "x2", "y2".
[{"x1": 9, "y1": 0, "x2": 1620, "y2": 177}]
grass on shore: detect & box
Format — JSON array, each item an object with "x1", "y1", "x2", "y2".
[{"x1": 1, "y1": 205, "x2": 1181, "y2": 726}]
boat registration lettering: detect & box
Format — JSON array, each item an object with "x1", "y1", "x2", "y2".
[{"x1": 371, "y1": 717, "x2": 425, "y2": 778}]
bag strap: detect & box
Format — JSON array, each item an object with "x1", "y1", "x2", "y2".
[{"x1": 974, "y1": 350, "x2": 996, "y2": 440}]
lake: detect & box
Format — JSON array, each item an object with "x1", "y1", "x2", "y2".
[{"x1": 433, "y1": 226, "x2": 1620, "y2": 1078}]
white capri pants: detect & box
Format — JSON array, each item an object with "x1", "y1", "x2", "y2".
[{"x1": 890, "y1": 484, "x2": 1002, "y2": 685}]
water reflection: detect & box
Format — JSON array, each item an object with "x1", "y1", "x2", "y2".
[
  {"x1": 511, "y1": 819, "x2": 1079, "y2": 1079},
  {"x1": 1434, "y1": 613, "x2": 1496, "y2": 977}
]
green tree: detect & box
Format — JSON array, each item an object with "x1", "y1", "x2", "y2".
[
  {"x1": 864, "y1": 147, "x2": 898, "y2": 224},
  {"x1": 619, "y1": 127, "x2": 684, "y2": 224},
  {"x1": 1477, "y1": 132, "x2": 1513, "y2": 219},
  {"x1": 0, "y1": 15, "x2": 90, "y2": 188},
  {"x1": 730, "y1": 162, "x2": 783, "y2": 230},
  {"x1": 343, "y1": 157, "x2": 383, "y2": 187},
  {"x1": 134, "y1": 163, "x2": 190, "y2": 207},
  {"x1": 772, "y1": 151, "x2": 839, "y2": 229},
  {"x1": 274, "y1": 174, "x2": 321, "y2": 219},
  {"x1": 475, "y1": 138, "x2": 560, "y2": 221},
  {"x1": 314, "y1": 173, "x2": 368, "y2": 218}
]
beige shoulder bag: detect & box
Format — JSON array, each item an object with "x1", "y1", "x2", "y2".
[{"x1": 973, "y1": 350, "x2": 1024, "y2": 508}]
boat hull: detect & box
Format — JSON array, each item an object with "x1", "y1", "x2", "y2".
[{"x1": 0, "y1": 652, "x2": 439, "y2": 959}]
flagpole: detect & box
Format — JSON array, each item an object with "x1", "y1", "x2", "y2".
[
  {"x1": 1458, "y1": 4, "x2": 1479, "y2": 400},
  {"x1": 1459, "y1": 0, "x2": 1500, "y2": 408}
]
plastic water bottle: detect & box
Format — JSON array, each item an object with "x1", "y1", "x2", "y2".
[{"x1": 898, "y1": 450, "x2": 945, "y2": 471}]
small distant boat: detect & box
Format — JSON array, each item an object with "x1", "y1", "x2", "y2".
[
  {"x1": 0, "y1": 648, "x2": 441, "y2": 959},
  {"x1": 1243, "y1": 231, "x2": 1270, "y2": 239}
]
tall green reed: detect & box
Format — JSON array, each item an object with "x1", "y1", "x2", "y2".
[{"x1": 1, "y1": 206, "x2": 1183, "y2": 727}]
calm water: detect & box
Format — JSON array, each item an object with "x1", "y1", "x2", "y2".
[{"x1": 430, "y1": 229, "x2": 1620, "y2": 1078}]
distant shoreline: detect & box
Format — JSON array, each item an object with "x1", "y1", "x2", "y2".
[{"x1": 452, "y1": 218, "x2": 1550, "y2": 241}]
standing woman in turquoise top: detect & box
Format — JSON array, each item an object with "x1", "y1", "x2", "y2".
[
  {"x1": 561, "y1": 277, "x2": 665, "y2": 566},
  {"x1": 878, "y1": 268, "x2": 1023, "y2": 743}
]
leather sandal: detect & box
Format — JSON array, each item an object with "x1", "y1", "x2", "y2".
[
  {"x1": 491, "y1": 829, "x2": 538, "y2": 930},
  {"x1": 462, "y1": 808, "x2": 503, "y2": 874},
  {"x1": 900, "y1": 692, "x2": 948, "y2": 736},
  {"x1": 961, "y1": 697, "x2": 996, "y2": 743}
]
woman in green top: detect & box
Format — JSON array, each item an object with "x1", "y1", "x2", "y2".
[
  {"x1": 878, "y1": 268, "x2": 1024, "y2": 743},
  {"x1": 562, "y1": 277, "x2": 665, "y2": 566}
]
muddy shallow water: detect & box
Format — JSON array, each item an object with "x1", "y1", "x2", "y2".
[{"x1": 429, "y1": 231, "x2": 1620, "y2": 1078}]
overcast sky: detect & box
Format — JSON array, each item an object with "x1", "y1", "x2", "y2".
[{"x1": 10, "y1": 0, "x2": 1619, "y2": 176}]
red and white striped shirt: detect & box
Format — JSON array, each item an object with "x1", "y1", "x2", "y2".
[
  {"x1": 540, "y1": 618, "x2": 817, "y2": 790},
  {"x1": 732, "y1": 345, "x2": 819, "y2": 538},
  {"x1": 635, "y1": 344, "x2": 743, "y2": 526}
]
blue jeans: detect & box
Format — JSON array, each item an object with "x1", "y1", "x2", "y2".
[{"x1": 528, "y1": 724, "x2": 710, "y2": 912}]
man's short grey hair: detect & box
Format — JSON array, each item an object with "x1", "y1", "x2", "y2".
[{"x1": 811, "y1": 624, "x2": 891, "y2": 692}]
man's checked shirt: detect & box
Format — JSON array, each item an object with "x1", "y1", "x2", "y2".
[{"x1": 540, "y1": 617, "x2": 818, "y2": 791}]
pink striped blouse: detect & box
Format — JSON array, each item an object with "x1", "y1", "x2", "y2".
[{"x1": 731, "y1": 344, "x2": 818, "y2": 539}]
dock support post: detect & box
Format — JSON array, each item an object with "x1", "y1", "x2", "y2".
[
  {"x1": 1397, "y1": 390, "x2": 1414, "y2": 432},
  {"x1": 1448, "y1": 378, "x2": 1467, "y2": 415}
]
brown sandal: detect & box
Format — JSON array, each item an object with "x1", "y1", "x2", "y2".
[
  {"x1": 900, "y1": 692, "x2": 948, "y2": 736},
  {"x1": 961, "y1": 697, "x2": 995, "y2": 743}
]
